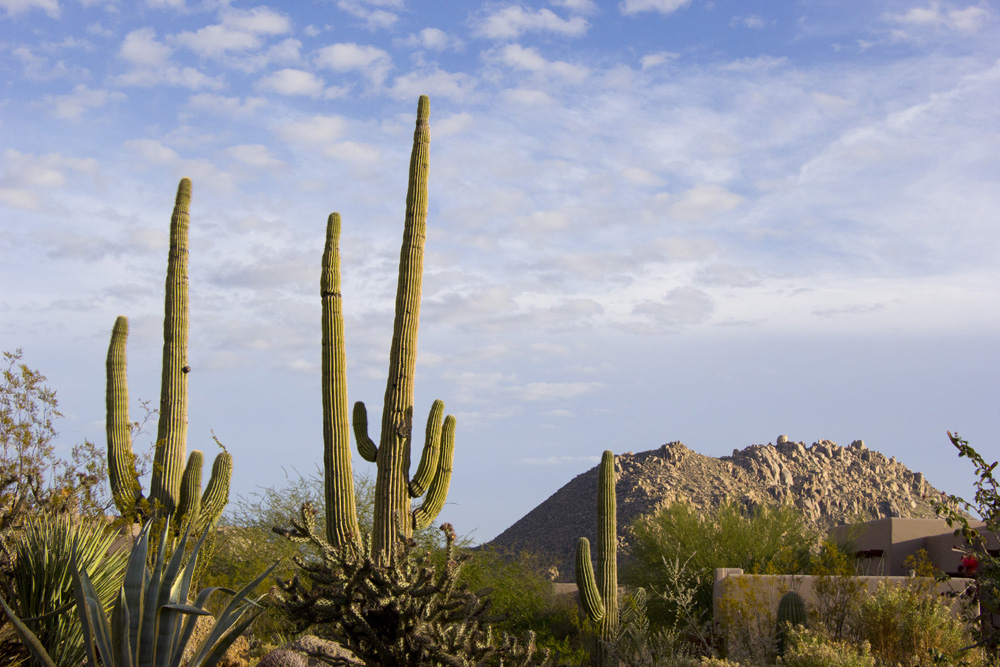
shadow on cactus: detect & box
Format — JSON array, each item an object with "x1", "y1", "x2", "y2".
[{"x1": 272, "y1": 502, "x2": 553, "y2": 667}]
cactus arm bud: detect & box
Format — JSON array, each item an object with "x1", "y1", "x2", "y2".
[
  {"x1": 321, "y1": 212, "x2": 361, "y2": 548},
  {"x1": 409, "y1": 399, "x2": 444, "y2": 498},
  {"x1": 352, "y1": 402, "x2": 378, "y2": 462},
  {"x1": 412, "y1": 413, "x2": 454, "y2": 530},
  {"x1": 576, "y1": 537, "x2": 605, "y2": 623},
  {"x1": 150, "y1": 178, "x2": 192, "y2": 517},
  {"x1": 106, "y1": 315, "x2": 143, "y2": 517},
  {"x1": 176, "y1": 450, "x2": 203, "y2": 532},
  {"x1": 197, "y1": 450, "x2": 232, "y2": 533}
]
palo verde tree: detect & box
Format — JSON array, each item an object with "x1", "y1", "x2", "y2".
[
  {"x1": 105, "y1": 179, "x2": 231, "y2": 534},
  {"x1": 321, "y1": 95, "x2": 456, "y2": 564}
]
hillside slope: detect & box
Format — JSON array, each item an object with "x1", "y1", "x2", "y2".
[{"x1": 487, "y1": 437, "x2": 944, "y2": 581}]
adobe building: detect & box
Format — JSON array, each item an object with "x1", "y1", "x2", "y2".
[{"x1": 831, "y1": 517, "x2": 999, "y2": 577}]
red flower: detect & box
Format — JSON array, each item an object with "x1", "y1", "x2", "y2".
[{"x1": 961, "y1": 554, "x2": 979, "y2": 575}]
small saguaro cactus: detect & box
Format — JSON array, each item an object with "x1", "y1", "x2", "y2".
[
  {"x1": 321, "y1": 95, "x2": 456, "y2": 562},
  {"x1": 776, "y1": 589, "x2": 808, "y2": 655},
  {"x1": 576, "y1": 450, "x2": 619, "y2": 663},
  {"x1": 105, "y1": 178, "x2": 231, "y2": 534}
]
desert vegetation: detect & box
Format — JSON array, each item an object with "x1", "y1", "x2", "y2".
[{"x1": 0, "y1": 96, "x2": 998, "y2": 667}]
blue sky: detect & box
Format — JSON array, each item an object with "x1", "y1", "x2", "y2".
[{"x1": 1, "y1": 0, "x2": 998, "y2": 543}]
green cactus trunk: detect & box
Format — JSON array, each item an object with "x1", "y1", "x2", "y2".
[
  {"x1": 321, "y1": 213, "x2": 360, "y2": 548},
  {"x1": 575, "y1": 450, "x2": 618, "y2": 664},
  {"x1": 150, "y1": 177, "x2": 191, "y2": 517},
  {"x1": 318, "y1": 97, "x2": 456, "y2": 564},
  {"x1": 371, "y1": 94, "x2": 431, "y2": 561},
  {"x1": 105, "y1": 178, "x2": 231, "y2": 534},
  {"x1": 106, "y1": 316, "x2": 141, "y2": 516}
]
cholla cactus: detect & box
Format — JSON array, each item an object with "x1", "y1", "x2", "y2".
[
  {"x1": 105, "y1": 179, "x2": 231, "y2": 534},
  {"x1": 273, "y1": 504, "x2": 550, "y2": 667}
]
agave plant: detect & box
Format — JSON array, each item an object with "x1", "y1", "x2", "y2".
[
  {"x1": 0, "y1": 517, "x2": 276, "y2": 667},
  {"x1": 11, "y1": 512, "x2": 128, "y2": 667}
]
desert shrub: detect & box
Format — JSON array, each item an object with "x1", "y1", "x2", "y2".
[
  {"x1": 933, "y1": 433, "x2": 1000, "y2": 661},
  {"x1": 779, "y1": 626, "x2": 875, "y2": 667},
  {"x1": 808, "y1": 541, "x2": 866, "y2": 642},
  {"x1": 625, "y1": 502, "x2": 817, "y2": 629},
  {"x1": 716, "y1": 575, "x2": 783, "y2": 665},
  {"x1": 606, "y1": 586, "x2": 719, "y2": 667},
  {"x1": 858, "y1": 579, "x2": 975, "y2": 667},
  {"x1": 458, "y1": 546, "x2": 586, "y2": 664}
]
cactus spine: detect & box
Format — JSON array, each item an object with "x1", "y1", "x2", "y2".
[
  {"x1": 576, "y1": 450, "x2": 619, "y2": 662},
  {"x1": 322, "y1": 96, "x2": 456, "y2": 562},
  {"x1": 105, "y1": 178, "x2": 231, "y2": 533}
]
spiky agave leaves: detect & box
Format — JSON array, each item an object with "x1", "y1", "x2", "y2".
[{"x1": 0, "y1": 516, "x2": 276, "y2": 667}]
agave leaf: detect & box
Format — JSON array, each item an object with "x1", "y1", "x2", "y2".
[
  {"x1": 186, "y1": 561, "x2": 279, "y2": 667},
  {"x1": 19, "y1": 599, "x2": 74, "y2": 622},
  {"x1": 70, "y1": 542, "x2": 112, "y2": 667},
  {"x1": 79, "y1": 566, "x2": 115, "y2": 667},
  {"x1": 112, "y1": 587, "x2": 134, "y2": 667},
  {"x1": 140, "y1": 518, "x2": 171, "y2": 665},
  {"x1": 0, "y1": 594, "x2": 58, "y2": 667},
  {"x1": 123, "y1": 520, "x2": 152, "y2": 662},
  {"x1": 168, "y1": 587, "x2": 230, "y2": 667}
]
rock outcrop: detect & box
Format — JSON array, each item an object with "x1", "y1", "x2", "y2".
[{"x1": 487, "y1": 437, "x2": 944, "y2": 581}]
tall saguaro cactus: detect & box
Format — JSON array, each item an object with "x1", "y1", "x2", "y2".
[
  {"x1": 105, "y1": 178, "x2": 232, "y2": 533},
  {"x1": 576, "y1": 450, "x2": 619, "y2": 663},
  {"x1": 322, "y1": 95, "x2": 456, "y2": 561}
]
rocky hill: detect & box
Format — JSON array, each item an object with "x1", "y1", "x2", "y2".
[{"x1": 487, "y1": 436, "x2": 945, "y2": 581}]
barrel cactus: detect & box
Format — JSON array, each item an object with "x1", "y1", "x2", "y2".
[{"x1": 776, "y1": 589, "x2": 808, "y2": 655}]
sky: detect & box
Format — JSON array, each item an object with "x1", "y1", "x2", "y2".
[{"x1": 1, "y1": 0, "x2": 998, "y2": 544}]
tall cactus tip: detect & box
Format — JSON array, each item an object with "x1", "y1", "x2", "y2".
[{"x1": 416, "y1": 95, "x2": 429, "y2": 121}]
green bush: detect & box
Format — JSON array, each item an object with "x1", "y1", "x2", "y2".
[
  {"x1": 859, "y1": 580, "x2": 975, "y2": 667},
  {"x1": 625, "y1": 502, "x2": 817, "y2": 629},
  {"x1": 780, "y1": 626, "x2": 875, "y2": 667},
  {"x1": 457, "y1": 546, "x2": 586, "y2": 664}
]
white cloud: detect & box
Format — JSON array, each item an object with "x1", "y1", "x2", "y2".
[
  {"x1": 123, "y1": 139, "x2": 237, "y2": 191},
  {"x1": 398, "y1": 27, "x2": 463, "y2": 51},
  {"x1": 0, "y1": 0, "x2": 58, "y2": 18},
  {"x1": 221, "y1": 6, "x2": 293, "y2": 35},
  {"x1": 255, "y1": 68, "x2": 326, "y2": 97},
  {"x1": 226, "y1": 144, "x2": 285, "y2": 170},
  {"x1": 666, "y1": 183, "x2": 745, "y2": 221},
  {"x1": 731, "y1": 14, "x2": 766, "y2": 29},
  {"x1": 551, "y1": 0, "x2": 598, "y2": 13},
  {"x1": 187, "y1": 93, "x2": 267, "y2": 116},
  {"x1": 175, "y1": 25, "x2": 262, "y2": 58},
  {"x1": 389, "y1": 68, "x2": 477, "y2": 102},
  {"x1": 630, "y1": 286, "x2": 715, "y2": 331},
  {"x1": 314, "y1": 42, "x2": 392, "y2": 86},
  {"x1": 43, "y1": 84, "x2": 126, "y2": 120},
  {"x1": 720, "y1": 55, "x2": 787, "y2": 71},
  {"x1": 496, "y1": 44, "x2": 589, "y2": 83},
  {"x1": 503, "y1": 87, "x2": 555, "y2": 106},
  {"x1": 116, "y1": 28, "x2": 223, "y2": 89},
  {"x1": 276, "y1": 115, "x2": 347, "y2": 145},
  {"x1": 474, "y1": 6, "x2": 589, "y2": 39},
  {"x1": 619, "y1": 0, "x2": 691, "y2": 16},
  {"x1": 887, "y1": 2, "x2": 992, "y2": 33},
  {"x1": 0, "y1": 150, "x2": 97, "y2": 210},
  {"x1": 640, "y1": 51, "x2": 679, "y2": 70},
  {"x1": 119, "y1": 28, "x2": 172, "y2": 67},
  {"x1": 337, "y1": 0, "x2": 401, "y2": 29}
]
